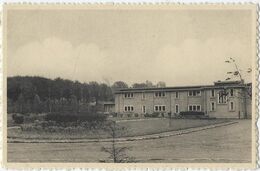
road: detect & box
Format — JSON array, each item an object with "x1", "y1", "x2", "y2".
[{"x1": 7, "y1": 120, "x2": 252, "y2": 163}]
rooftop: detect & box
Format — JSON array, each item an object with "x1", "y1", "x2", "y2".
[{"x1": 115, "y1": 80, "x2": 249, "y2": 94}]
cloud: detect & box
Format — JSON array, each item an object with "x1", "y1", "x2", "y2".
[
  {"x1": 8, "y1": 37, "x2": 252, "y2": 86},
  {"x1": 8, "y1": 37, "x2": 108, "y2": 82},
  {"x1": 141, "y1": 38, "x2": 252, "y2": 86}
]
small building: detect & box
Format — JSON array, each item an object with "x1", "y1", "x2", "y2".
[
  {"x1": 103, "y1": 101, "x2": 115, "y2": 114},
  {"x1": 114, "y1": 81, "x2": 252, "y2": 119}
]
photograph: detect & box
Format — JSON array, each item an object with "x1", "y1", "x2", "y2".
[{"x1": 3, "y1": 4, "x2": 257, "y2": 168}]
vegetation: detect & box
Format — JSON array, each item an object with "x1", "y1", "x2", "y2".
[
  {"x1": 12, "y1": 114, "x2": 24, "y2": 124},
  {"x1": 7, "y1": 76, "x2": 163, "y2": 114},
  {"x1": 101, "y1": 121, "x2": 134, "y2": 163},
  {"x1": 8, "y1": 118, "x2": 228, "y2": 140},
  {"x1": 44, "y1": 113, "x2": 107, "y2": 124}
]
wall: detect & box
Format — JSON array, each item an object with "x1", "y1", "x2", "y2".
[{"x1": 114, "y1": 87, "x2": 252, "y2": 118}]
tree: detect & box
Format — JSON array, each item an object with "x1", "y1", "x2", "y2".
[
  {"x1": 223, "y1": 57, "x2": 252, "y2": 118},
  {"x1": 156, "y1": 81, "x2": 166, "y2": 88},
  {"x1": 132, "y1": 83, "x2": 147, "y2": 88},
  {"x1": 101, "y1": 121, "x2": 134, "y2": 163},
  {"x1": 33, "y1": 94, "x2": 41, "y2": 113},
  {"x1": 112, "y1": 81, "x2": 128, "y2": 89},
  {"x1": 145, "y1": 80, "x2": 154, "y2": 88}
]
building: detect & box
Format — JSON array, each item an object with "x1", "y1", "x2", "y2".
[
  {"x1": 103, "y1": 101, "x2": 115, "y2": 114},
  {"x1": 114, "y1": 81, "x2": 252, "y2": 119}
]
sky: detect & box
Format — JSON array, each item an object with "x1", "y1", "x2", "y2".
[{"x1": 7, "y1": 8, "x2": 253, "y2": 86}]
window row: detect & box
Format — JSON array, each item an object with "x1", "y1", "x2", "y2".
[
  {"x1": 188, "y1": 90, "x2": 201, "y2": 96},
  {"x1": 211, "y1": 89, "x2": 234, "y2": 98},
  {"x1": 188, "y1": 105, "x2": 201, "y2": 111},
  {"x1": 124, "y1": 105, "x2": 134, "y2": 112},
  {"x1": 154, "y1": 105, "x2": 166, "y2": 112},
  {"x1": 210, "y1": 101, "x2": 235, "y2": 111},
  {"x1": 124, "y1": 93, "x2": 134, "y2": 98},
  {"x1": 124, "y1": 89, "x2": 234, "y2": 100},
  {"x1": 124, "y1": 102, "x2": 235, "y2": 113},
  {"x1": 155, "y1": 92, "x2": 166, "y2": 97}
]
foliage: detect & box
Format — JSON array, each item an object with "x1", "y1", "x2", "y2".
[
  {"x1": 12, "y1": 114, "x2": 24, "y2": 124},
  {"x1": 101, "y1": 121, "x2": 134, "y2": 163},
  {"x1": 44, "y1": 112, "x2": 107, "y2": 124},
  {"x1": 111, "y1": 81, "x2": 128, "y2": 89},
  {"x1": 179, "y1": 111, "x2": 205, "y2": 119},
  {"x1": 144, "y1": 113, "x2": 160, "y2": 118}
]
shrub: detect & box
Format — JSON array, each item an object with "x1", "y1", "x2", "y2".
[
  {"x1": 179, "y1": 111, "x2": 205, "y2": 119},
  {"x1": 144, "y1": 113, "x2": 160, "y2": 118},
  {"x1": 45, "y1": 112, "x2": 107, "y2": 124},
  {"x1": 12, "y1": 114, "x2": 24, "y2": 124}
]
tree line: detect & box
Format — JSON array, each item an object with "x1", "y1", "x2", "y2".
[{"x1": 7, "y1": 76, "x2": 166, "y2": 114}]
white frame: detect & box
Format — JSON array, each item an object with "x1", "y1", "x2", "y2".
[
  {"x1": 175, "y1": 104, "x2": 179, "y2": 113},
  {"x1": 124, "y1": 105, "x2": 134, "y2": 112},
  {"x1": 154, "y1": 105, "x2": 166, "y2": 112},
  {"x1": 217, "y1": 93, "x2": 227, "y2": 104},
  {"x1": 210, "y1": 101, "x2": 216, "y2": 111},
  {"x1": 188, "y1": 104, "x2": 201, "y2": 111},
  {"x1": 188, "y1": 90, "x2": 201, "y2": 97},
  {"x1": 229, "y1": 101, "x2": 235, "y2": 111}
]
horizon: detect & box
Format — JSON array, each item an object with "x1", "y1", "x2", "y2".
[{"x1": 7, "y1": 75, "x2": 251, "y2": 88}]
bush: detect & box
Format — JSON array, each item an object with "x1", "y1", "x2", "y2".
[
  {"x1": 179, "y1": 111, "x2": 205, "y2": 119},
  {"x1": 12, "y1": 114, "x2": 24, "y2": 124},
  {"x1": 144, "y1": 113, "x2": 160, "y2": 118},
  {"x1": 44, "y1": 112, "x2": 107, "y2": 124}
]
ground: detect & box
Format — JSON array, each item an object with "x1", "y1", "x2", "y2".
[
  {"x1": 7, "y1": 120, "x2": 251, "y2": 163},
  {"x1": 8, "y1": 118, "x2": 228, "y2": 139}
]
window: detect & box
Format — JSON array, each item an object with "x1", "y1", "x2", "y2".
[
  {"x1": 218, "y1": 93, "x2": 227, "y2": 104},
  {"x1": 124, "y1": 93, "x2": 134, "y2": 98},
  {"x1": 154, "y1": 105, "x2": 166, "y2": 112},
  {"x1": 188, "y1": 90, "x2": 201, "y2": 96},
  {"x1": 142, "y1": 106, "x2": 146, "y2": 113},
  {"x1": 162, "y1": 106, "x2": 166, "y2": 111},
  {"x1": 211, "y1": 89, "x2": 215, "y2": 97},
  {"x1": 175, "y1": 92, "x2": 179, "y2": 98},
  {"x1": 124, "y1": 105, "x2": 134, "y2": 112},
  {"x1": 229, "y1": 101, "x2": 235, "y2": 111},
  {"x1": 188, "y1": 105, "x2": 201, "y2": 111},
  {"x1": 210, "y1": 102, "x2": 215, "y2": 111},
  {"x1": 155, "y1": 91, "x2": 166, "y2": 97},
  {"x1": 230, "y1": 89, "x2": 234, "y2": 97},
  {"x1": 175, "y1": 104, "x2": 179, "y2": 113}
]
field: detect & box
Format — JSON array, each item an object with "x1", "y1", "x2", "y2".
[
  {"x1": 8, "y1": 118, "x2": 229, "y2": 140},
  {"x1": 7, "y1": 120, "x2": 252, "y2": 163}
]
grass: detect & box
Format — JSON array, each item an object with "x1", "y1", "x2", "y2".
[
  {"x1": 7, "y1": 120, "x2": 251, "y2": 163},
  {"x1": 8, "y1": 118, "x2": 230, "y2": 140}
]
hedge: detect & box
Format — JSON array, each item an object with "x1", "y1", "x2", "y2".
[{"x1": 45, "y1": 112, "x2": 107, "y2": 123}]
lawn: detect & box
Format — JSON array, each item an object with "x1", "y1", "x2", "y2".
[
  {"x1": 8, "y1": 118, "x2": 230, "y2": 140},
  {"x1": 7, "y1": 120, "x2": 251, "y2": 163}
]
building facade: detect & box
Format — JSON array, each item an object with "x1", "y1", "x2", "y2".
[{"x1": 114, "y1": 81, "x2": 252, "y2": 119}]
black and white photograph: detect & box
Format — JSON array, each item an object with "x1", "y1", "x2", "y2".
[{"x1": 3, "y1": 4, "x2": 257, "y2": 168}]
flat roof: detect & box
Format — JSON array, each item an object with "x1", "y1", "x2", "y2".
[{"x1": 114, "y1": 81, "x2": 250, "y2": 94}]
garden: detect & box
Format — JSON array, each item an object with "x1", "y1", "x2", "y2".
[{"x1": 8, "y1": 112, "x2": 230, "y2": 140}]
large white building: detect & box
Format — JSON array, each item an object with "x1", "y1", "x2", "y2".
[{"x1": 114, "y1": 81, "x2": 252, "y2": 118}]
